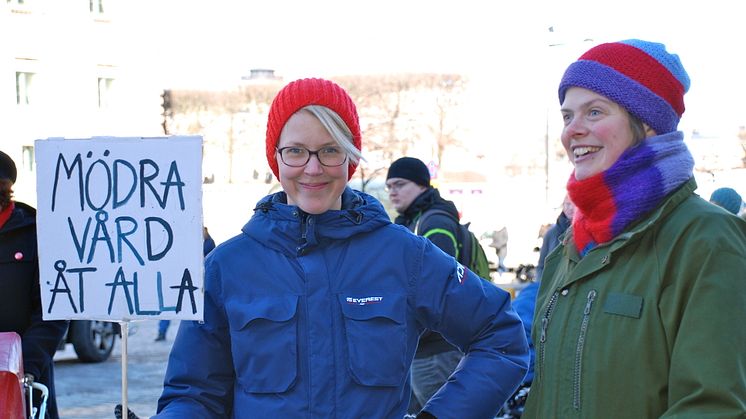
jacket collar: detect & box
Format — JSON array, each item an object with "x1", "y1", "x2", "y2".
[
  {"x1": 242, "y1": 187, "x2": 391, "y2": 256},
  {"x1": 0, "y1": 201, "x2": 35, "y2": 233}
]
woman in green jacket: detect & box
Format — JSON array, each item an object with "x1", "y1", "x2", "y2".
[{"x1": 523, "y1": 39, "x2": 746, "y2": 418}]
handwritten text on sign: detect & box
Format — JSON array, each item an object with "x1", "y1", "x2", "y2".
[{"x1": 35, "y1": 137, "x2": 204, "y2": 321}]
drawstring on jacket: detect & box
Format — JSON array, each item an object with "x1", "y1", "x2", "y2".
[{"x1": 254, "y1": 201, "x2": 274, "y2": 213}]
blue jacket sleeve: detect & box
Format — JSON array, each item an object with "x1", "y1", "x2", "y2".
[
  {"x1": 154, "y1": 260, "x2": 234, "y2": 418},
  {"x1": 415, "y1": 240, "x2": 529, "y2": 419}
]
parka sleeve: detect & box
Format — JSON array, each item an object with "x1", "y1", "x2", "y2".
[
  {"x1": 153, "y1": 258, "x2": 234, "y2": 419},
  {"x1": 415, "y1": 240, "x2": 529, "y2": 419},
  {"x1": 660, "y1": 216, "x2": 746, "y2": 418}
]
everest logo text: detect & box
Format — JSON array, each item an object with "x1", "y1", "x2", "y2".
[{"x1": 346, "y1": 296, "x2": 383, "y2": 305}]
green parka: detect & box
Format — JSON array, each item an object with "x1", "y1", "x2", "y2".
[{"x1": 524, "y1": 179, "x2": 746, "y2": 418}]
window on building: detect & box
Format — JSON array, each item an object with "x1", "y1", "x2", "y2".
[
  {"x1": 22, "y1": 146, "x2": 34, "y2": 172},
  {"x1": 97, "y1": 77, "x2": 115, "y2": 109},
  {"x1": 89, "y1": 0, "x2": 104, "y2": 14},
  {"x1": 16, "y1": 72, "x2": 34, "y2": 105},
  {"x1": 7, "y1": 0, "x2": 32, "y2": 12}
]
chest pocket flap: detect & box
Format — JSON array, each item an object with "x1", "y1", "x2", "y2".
[
  {"x1": 603, "y1": 293, "x2": 643, "y2": 319},
  {"x1": 338, "y1": 294, "x2": 405, "y2": 323},
  {"x1": 231, "y1": 295, "x2": 299, "y2": 329}
]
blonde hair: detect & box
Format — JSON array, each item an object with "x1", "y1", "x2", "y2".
[{"x1": 303, "y1": 105, "x2": 363, "y2": 165}]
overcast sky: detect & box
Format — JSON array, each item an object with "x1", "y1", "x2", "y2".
[
  {"x1": 124, "y1": 0, "x2": 746, "y2": 138},
  {"x1": 113, "y1": 0, "x2": 746, "y2": 245}
]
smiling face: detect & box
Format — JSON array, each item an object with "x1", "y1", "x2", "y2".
[
  {"x1": 561, "y1": 87, "x2": 638, "y2": 181},
  {"x1": 277, "y1": 110, "x2": 349, "y2": 214}
]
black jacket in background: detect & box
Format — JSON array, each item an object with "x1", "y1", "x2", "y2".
[
  {"x1": 1, "y1": 201, "x2": 68, "y2": 419},
  {"x1": 395, "y1": 187, "x2": 462, "y2": 358}
]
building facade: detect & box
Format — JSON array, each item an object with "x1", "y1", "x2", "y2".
[{"x1": 1, "y1": 0, "x2": 162, "y2": 205}]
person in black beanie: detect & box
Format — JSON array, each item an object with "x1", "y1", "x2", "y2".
[
  {"x1": 386, "y1": 156, "x2": 464, "y2": 414},
  {"x1": 0, "y1": 150, "x2": 68, "y2": 419}
]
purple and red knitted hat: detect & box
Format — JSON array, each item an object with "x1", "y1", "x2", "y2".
[
  {"x1": 559, "y1": 39, "x2": 690, "y2": 135},
  {"x1": 265, "y1": 78, "x2": 362, "y2": 180}
]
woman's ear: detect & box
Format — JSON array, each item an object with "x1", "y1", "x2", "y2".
[{"x1": 644, "y1": 124, "x2": 657, "y2": 138}]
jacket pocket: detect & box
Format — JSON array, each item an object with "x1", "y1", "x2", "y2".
[
  {"x1": 228, "y1": 295, "x2": 299, "y2": 393},
  {"x1": 602, "y1": 293, "x2": 643, "y2": 319},
  {"x1": 338, "y1": 293, "x2": 407, "y2": 387}
]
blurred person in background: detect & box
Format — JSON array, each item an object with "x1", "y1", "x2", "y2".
[
  {"x1": 386, "y1": 157, "x2": 461, "y2": 257},
  {"x1": 385, "y1": 156, "x2": 464, "y2": 414},
  {"x1": 523, "y1": 40, "x2": 746, "y2": 418},
  {"x1": 154, "y1": 78, "x2": 528, "y2": 419},
  {"x1": 1, "y1": 150, "x2": 68, "y2": 419},
  {"x1": 534, "y1": 194, "x2": 575, "y2": 281},
  {"x1": 487, "y1": 226, "x2": 509, "y2": 273},
  {"x1": 512, "y1": 194, "x2": 575, "y2": 387},
  {"x1": 709, "y1": 186, "x2": 742, "y2": 215}
]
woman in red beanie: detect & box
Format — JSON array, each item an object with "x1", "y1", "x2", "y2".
[
  {"x1": 154, "y1": 78, "x2": 529, "y2": 419},
  {"x1": 523, "y1": 40, "x2": 746, "y2": 418}
]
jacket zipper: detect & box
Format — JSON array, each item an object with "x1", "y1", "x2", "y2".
[
  {"x1": 573, "y1": 289, "x2": 597, "y2": 410},
  {"x1": 538, "y1": 289, "x2": 560, "y2": 380}
]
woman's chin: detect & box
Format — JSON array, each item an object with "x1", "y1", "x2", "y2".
[{"x1": 296, "y1": 199, "x2": 340, "y2": 214}]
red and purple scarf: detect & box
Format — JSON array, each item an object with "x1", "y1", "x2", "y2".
[{"x1": 567, "y1": 131, "x2": 694, "y2": 257}]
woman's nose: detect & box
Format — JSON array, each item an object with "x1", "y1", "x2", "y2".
[
  {"x1": 563, "y1": 116, "x2": 587, "y2": 138},
  {"x1": 304, "y1": 153, "x2": 324, "y2": 174},
  {"x1": 561, "y1": 116, "x2": 585, "y2": 149}
]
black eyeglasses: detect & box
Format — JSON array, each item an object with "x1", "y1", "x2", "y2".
[{"x1": 276, "y1": 146, "x2": 348, "y2": 167}]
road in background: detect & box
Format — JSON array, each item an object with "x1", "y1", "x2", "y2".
[{"x1": 54, "y1": 320, "x2": 176, "y2": 419}]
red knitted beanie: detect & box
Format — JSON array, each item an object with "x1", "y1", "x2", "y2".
[{"x1": 265, "y1": 78, "x2": 362, "y2": 180}]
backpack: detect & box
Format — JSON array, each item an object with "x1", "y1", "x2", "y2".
[{"x1": 414, "y1": 209, "x2": 493, "y2": 281}]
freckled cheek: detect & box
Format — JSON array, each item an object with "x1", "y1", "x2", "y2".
[{"x1": 592, "y1": 124, "x2": 618, "y2": 145}]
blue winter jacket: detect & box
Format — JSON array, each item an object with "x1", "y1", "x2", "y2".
[{"x1": 155, "y1": 188, "x2": 528, "y2": 419}]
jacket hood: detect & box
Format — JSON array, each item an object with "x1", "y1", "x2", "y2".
[{"x1": 242, "y1": 187, "x2": 392, "y2": 256}]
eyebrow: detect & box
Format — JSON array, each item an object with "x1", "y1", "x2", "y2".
[{"x1": 561, "y1": 98, "x2": 614, "y2": 113}]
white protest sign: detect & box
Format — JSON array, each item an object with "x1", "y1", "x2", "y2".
[{"x1": 35, "y1": 136, "x2": 204, "y2": 321}]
